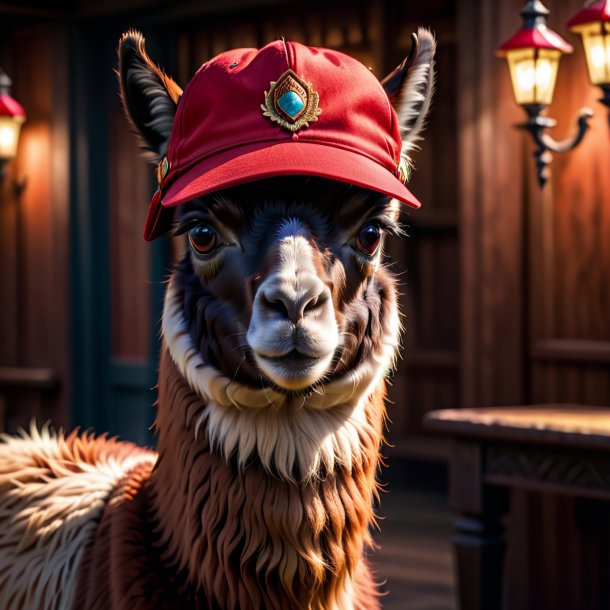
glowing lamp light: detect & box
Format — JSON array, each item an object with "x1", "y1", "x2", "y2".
[
  {"x1": 497, "y1": 1, "x2": 573, "y2": 107},
  {"x1": 567, "y1": 0, "x2": 610, "y2": 110},
  {"x1": 497, "y1": 1, "x2": 592, "y2": 188},
  {"x1": 0, "y1": 68, "x2": 26, "y2": 179},
  {"x1": 505, "y1": 48, "x2": 562, "y2": 105}
]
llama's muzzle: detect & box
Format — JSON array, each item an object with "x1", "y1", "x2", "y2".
[{"x1": 247, "y1": 233, "x2": 338, "y2": 391}]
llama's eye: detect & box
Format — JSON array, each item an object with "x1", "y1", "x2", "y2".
[
  {"x1": 356, "y1": 224, "x2": 381, "y2": 256},
  {"x1": 188, "y1": 225, "x2": 218, "y2": 255}
]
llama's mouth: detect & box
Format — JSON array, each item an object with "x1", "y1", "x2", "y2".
[
  {"x1": 261, "y1": 350, "x2": 320, "y2": 368},
  {"x1": 253, "y1": 349, "x2": 334, "y2": 391}
]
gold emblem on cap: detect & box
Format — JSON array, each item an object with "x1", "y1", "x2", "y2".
[{"x1": 261, "y1": 69, "x2": 322, "y2": 132}]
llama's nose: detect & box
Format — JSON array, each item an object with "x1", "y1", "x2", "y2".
[{"x1": 260, "y1": 278, "x2": 329, "y2": 323}]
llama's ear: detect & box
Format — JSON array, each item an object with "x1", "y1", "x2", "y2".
[
  {"x1": 381, "y1": 28, "x2": 436, "y2": 158},
  {"x1": 118, "y1": 30, "x2": 182, "y2": 163}
]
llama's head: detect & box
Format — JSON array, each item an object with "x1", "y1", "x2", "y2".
[{"x1": 118, "y1": 31, "x2": 435, "y2": 402}]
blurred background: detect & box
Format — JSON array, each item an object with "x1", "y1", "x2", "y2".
[{"x1": 0, "y1": 1, "x2": 608, "y2": 609}]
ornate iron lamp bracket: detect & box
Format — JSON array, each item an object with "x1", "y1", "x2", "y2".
[
  {"x1": 518, "y1": 104, "x2": 593, "y2": 187},
  {"x1": 599, "y1": 84, "x2": 610, "y2": 116}
]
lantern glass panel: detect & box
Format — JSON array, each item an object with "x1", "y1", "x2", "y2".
[
  {"x1": 506, "y1": 48, "x2": 562, "y2": 105},
  {"x1": 0, "y1": 115, "x2": 24, "y2": 160},
  {"x1": 574, "y1": 22, "x2": 610, "y2": 85}
]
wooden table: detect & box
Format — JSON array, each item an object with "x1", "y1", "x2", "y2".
[{"x1": 424, "y1": 405, "x2": 610, "y2": 610}]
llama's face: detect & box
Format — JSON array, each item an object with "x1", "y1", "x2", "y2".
[
  {"x1": 174, "y1": 178, "x2": 399, "y2": 392},
  {"x1": 117, "y1": 30, "x2": 435, "y2": 392}
]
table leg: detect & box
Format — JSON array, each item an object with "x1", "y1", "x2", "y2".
[
  {"x1": 449, "y1": 441, "x2": 510, "y2": 610},
  {"x1": 452, "y1": 493, "x2": 509, "y2": 610}
]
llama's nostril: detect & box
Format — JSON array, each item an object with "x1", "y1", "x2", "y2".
[
  {"x1": 303, "y1": 296, "x2": 318, "y2": 313},
  {"x1": 303, "y1": 290, "x2": 328, "y2": 314},
  {"x1": 261, "y1": 294, "x2": 290, "y2": 317}
]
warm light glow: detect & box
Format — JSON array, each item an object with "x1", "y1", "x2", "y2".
[
  {"x1": 573, "y1": 22, "x2": 610, "y2": 85},
  {"x1": 515, "y1": 61, "x2": 536, "y2": 92},
  {"x1": 0, "y1": 125, "x2": 15, "y2": 148},
  {"x1": 506, "y1": 48, "x2": 562, "y2": 105},
  {"x1": 536, "y1": 58, "x2": 555, "y2": 88},
  {"x1": 590, "y1": 43, "x2": 607, "y2": 66},
  {"x1": 0, "y1": 115, "x2": 24, "y2": 160}
]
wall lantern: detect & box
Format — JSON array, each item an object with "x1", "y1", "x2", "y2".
[
  {"x1": 497, "y1": 0, "x2": 592, "y2": 187},
  {"x1": 0, "y1": 68, "x2": 26, "y2": 181},
  {"x1": 567, "y1": 0, "x2": 610, "y2": 113}
]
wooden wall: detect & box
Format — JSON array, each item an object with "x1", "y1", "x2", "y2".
[
  {"x1": 457, "y1": 0, "x2": 610, "y2": 608},
  {"x1": 459, "y1": 0, "x2": 610, "y2": 410},
  {"x1": 530, "y1": 0, "x2": 610, "y2": 407},
  {"x1": 0, "y1": 25, "x2": 70, "y2": 432},
  {"x1": 108, "y1": 105, "x2": 152, "y2": 362},
  {"x1": 0, "y1": 1, "x2": 608, "y2": 607},
  {"x1": 382, "y1": 1, "x2": 460, "y2": 461}
]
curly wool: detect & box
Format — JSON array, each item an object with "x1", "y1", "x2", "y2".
[{"x1": 0, "y1": 426, "x2": 155, "y2": 610}]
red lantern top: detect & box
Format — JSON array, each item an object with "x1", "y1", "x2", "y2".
[
  {"x1": 567, "y1": 0, "x2": 610, "y2": 29},
  {"x1": 497, "y1": 0, "x2": 573, "y2": 56},
  {"x1": 0, "y1": 70, "x2": 25, "y2": 119},
  {"x1": 0, "y1": 95, "x2": 26, "y2": 119}
]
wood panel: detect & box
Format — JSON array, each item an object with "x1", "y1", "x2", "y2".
[
  {"x1": 529, "y1": 0, "x2": 610, "y2": 402},
  {"x1": 458, "y1": 0, "x2": 527, "y2": 408},
  {"x1": 521, "y1": 2, "x2": 610, "y2": 601},
  {"x1": 0, "y1": 25, "x2": 70, "y2": 430},
  {"x1": 108, "y1": 104, "x2": 153, "y2": 361},
  {"x1": 0, "y1": 165, "x2": 19, "y2": 364},
  {"x1": 382, "y1": 1, "x2": 461, "y2": 448},
  {"x1": 457, "y1": 0, "x2": 610, "y2": 608}
]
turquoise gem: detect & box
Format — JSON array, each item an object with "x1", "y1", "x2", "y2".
[{"x1": 277, "y1": 91, "x2": 305, "y2": 117}]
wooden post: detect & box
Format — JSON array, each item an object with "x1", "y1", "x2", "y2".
[{"x1": 450, "y1": 440, "x2": 510, "y2": 610}]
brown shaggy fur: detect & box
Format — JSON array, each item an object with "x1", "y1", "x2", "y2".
[
  {"x1": 72, "y1": 347, "x2": 383, "y2": 610},
  {"x1": 0, "y1": 428, "x2": 155, "y2": 610}
]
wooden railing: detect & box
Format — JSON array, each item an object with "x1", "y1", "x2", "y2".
[{"x1": 0, "y1": 367, "x2": 60, "y2": 433}]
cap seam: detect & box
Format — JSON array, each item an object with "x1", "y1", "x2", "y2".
[
  {"x1": 287, "y1": 40, "x2": 296, "y2": 72},
  {"x1": 282, "y1": 38, "x2": 292, "y2": 70}
]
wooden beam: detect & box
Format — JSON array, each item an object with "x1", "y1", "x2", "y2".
[
  {"x1": 532, "y1": 340, "x2": 610, "y2": 364},
  {"x1": 0, "y1": 366, "x2": 59, "y2": 390}
]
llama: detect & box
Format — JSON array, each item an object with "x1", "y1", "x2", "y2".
[{"x1": 0, "y1": 30, "x2": 435, "y2": 610}]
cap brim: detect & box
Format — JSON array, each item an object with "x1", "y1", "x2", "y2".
[{"x1": 144, "y1": 140, "x2": 421, "y2": 240}]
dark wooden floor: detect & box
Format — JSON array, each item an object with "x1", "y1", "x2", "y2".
[{"x1": 370, "y1": 490, "x2": 457, "y2": 610}]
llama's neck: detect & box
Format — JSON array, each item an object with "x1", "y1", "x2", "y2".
[
  {"x1": 150, "y1": 347, "x2": 384, "y2": 610},
  {"x1": 147, "y1": 279, "x2": 399, "y2": 609}
]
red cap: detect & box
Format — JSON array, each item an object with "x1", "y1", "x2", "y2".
[{"x1": 144, "y1": 40, "x2": 422, "y2": 240}]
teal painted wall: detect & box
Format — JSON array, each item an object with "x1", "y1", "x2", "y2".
[{"x1": 69, "y1": 23, "x2": 174, "y2": 446}]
